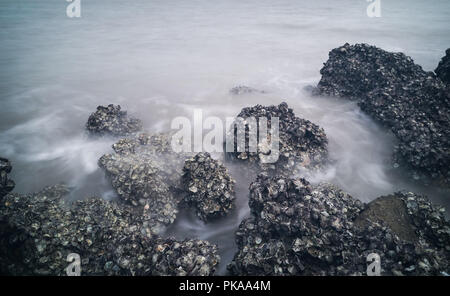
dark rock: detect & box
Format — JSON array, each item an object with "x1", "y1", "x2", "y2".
[
  {"x1": 150, "y1": 238, "x2": 220, "y2": 276},
  {"x1": 98, "y1": 152, "x2": 177, "y2": 233},
  {"x1": 86, "y1": 104, "x2": 142, "y2": 137},
  {"x1": 435, "y1": 48, "x2": 450, "y2": 85},
  {"x1": 182, "y1": 152, "x2": 235, "y2": 221},
  {"x1": 0, "y1": 158, "x2": 14, "y2": 199},
  {"x1": 0, "y1": 185, "x2": 220, "y2": 276},
  {"x1": 228, "y1": 174, "x2": 450, "y2": 275},
  {"x1": 316, "y1": 43, "x2": 450, "y2": 186},
  {"x1": 229, "y1": 86, "x2": 266, "y2": 95},
  {"x1": 354, "y1": 195, "x2": 418, "y2": 242},
  {"x1": 225, "y1": 102, "x2": 328, "y2": 176},
  {"x1": 98, "y1": 132, "x2": 188, "y2": 234}
]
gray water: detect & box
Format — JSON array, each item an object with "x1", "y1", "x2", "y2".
[{"x1": 1, "y1": 0, "x2": 449, "y2": 274}]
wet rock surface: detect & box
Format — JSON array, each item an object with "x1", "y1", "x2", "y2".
[
  {"x1": 316, "y1": 43, "x2": 450, "y2": 186},
  {"x1": 228, "y1": 174, "x2": 450, "y2": 275},
  {"x1": 354, "y1": 195, "x2": 418, "y2": 242},
  {"x1": 226, "y1": 102, "x2": 328, "y2": 176},
  {"x1": 182, "y1": 153, "x2": 235, "y2": 222},
  {"x1": 435, "y1": 48, "x2": 450, "y2": 85},
  {"x1": 0, "y1": 158, "x2": 14, "y2": 199},
  {"x1": 230, "y1": 86, "x2": 266, "y2": 95},
  {"x1": 86, "y1": 104, "x2": 143, "y2": 137},
  {"x1": 0, "y1": 185, "x2": 220, "y2": 276},
  {"x1": 98, "y1": 132, "x2": 188, "y2": 233}
]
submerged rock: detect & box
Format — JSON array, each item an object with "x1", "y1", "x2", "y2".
[
  {"x1": 98, "y1": 132, "x2": 188, "y2": 233},
  {"x1": 0, "y1": 158, "x2": 14, "y2": 199},
  {"x1": 226, "y1": 102, "x2": 328, "y2": 176},
  {"x1": 316, "y1": 43, "x2": 450, "y2": 187},
  {"x1": 435, "y1": 48, "x2": 450, "y2": 85},
  {"x1": 86, "y1": 104, "x2": 142, "y2": 137},
  {"x1": 230, "y1": 86, "x2": 266, "y2": 95},
  {"x1": 229, "y1": 174, "x2": 450, "y2": 276},
  {"x1": 182, "y1": 152, "x2": 235, "y2": 221},
  {"x1": 0, "y1": 185, "x2": 220, "y2": 276}
]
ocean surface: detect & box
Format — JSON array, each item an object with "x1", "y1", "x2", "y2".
[{"x1": 1, "y1": 0, "x2": 449, "y2": 274}]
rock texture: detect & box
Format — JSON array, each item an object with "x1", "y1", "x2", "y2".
[
  {"x1": 435, "y1": 48, "x2": 450, "y2": 85},
  {"x1": 226, "y1": 102, "x2": 328, "y2": 176},
  {"x1": 98, "y1": 132, "x2": 188, "y2": 233},
  {"x1": 0, "y1": 158, "x2": 14, "y2": 199},
  {"x1": 228, "y1": 174, "x2": 450, "y2": 275},
  {"x1": 182, "y1": 153, "x2": 235, "y2": 221},
  {"x1": 316, "y1": 43, "x2": 450, "y2": 186},
  {"x1": 0, "y1": 185, "x2": 220, "y2": 276},
  {"x1": 86, "y1": 104, "x2": 142, "y2": 137}
]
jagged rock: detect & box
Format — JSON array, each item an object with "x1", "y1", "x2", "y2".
[
  {"x1": 316, "y1": 43, "x2": 450, "y2": 187},
  {"x1": 0, "y1": 185, "x2": 220, "y2": 276},
  {"x1": 230, "y1": 86, "x2": 266, "y2": 95},
  {"x1": 86, "y1": 104, "x2": 142, "y2": 137},
  {"x1": 98, "y1": 132, "x2": 189, "y2": 233},
  {"x1": 0, "y1": 158, "x2": 14, "y2": 199},
  {"x1": 99, "y1": 152, "x2": 177, "y2": 233},
  {"x1": 225, "y1": 102, "x2": 328, "y2": 176},
  {"x1": 228, "y1": 174, "x2": 450, "y2": 276},
  {"x1": 435, "y1": 48, "x2": 450, "y2": 85},
  {"x1": 182, "y1": 153, "x2": 235, "y2": 221}
]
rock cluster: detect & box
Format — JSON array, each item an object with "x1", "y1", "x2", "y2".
[
  {"x1": 226, "y1": 102, "x2": 328, "y2": 175},
  {"x1": 228, "y1": 174, "x2": 450, "y2": 276},
  {"x1": 230, "y1": 86, "x2": 266, "y2": 95},
  {"x1": 98, "y1": 132, "x2": 188, "y2": 233},
  {"x1": 0, "y1": 185, "x2": 220, "y2": 276},
  {"x1": 316, "y1": 43, "x2": 450, "y2": 186},
  {"x1": 182, "y1": 153, "x2": 235, "y2": 221},
  {"x1": 0, "y1": 158, "x2": 14, "y2": 199},
  {"x1": 435, "y1": 48, "x2": 450, "y2": 85},
  {"x1": 86, "y1": 104, "x2": 142, "y2": 137}
]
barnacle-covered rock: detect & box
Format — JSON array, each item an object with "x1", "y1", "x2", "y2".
[
  {"x1": 182, "y1": 152, "x2": 235, "y2": 221},
  {"x1": 225, "y1": 102, "x2": 328, "y2": 176},
  {"x1": 111, "y1": 132, "x2": 186, "y2": 188},
  {"x1": 98, "y1": 132, "x2": 188, "y2": 233},
  {"x1": 150, "y1": 237, "x2": 221, "y2": 276},
  {"x1": 316, "y1": 43, "x2": 450, "y2": 186},
  {"x1": 230, "y1": 86, "x2": 266, "y2": 95},
  {"x1": 364, "y1": 192, "x2": 450, "y2": 252},
  {"x1": 99, "y1": 153, "x2": 177, "y2": 233},
  {"x1": 0, "y1": 185, "x2": 220, "y2": 276},
  {"x1": 0, "y1": 158, "x2": 14, "y2": 199},
  {"x1": 0, "y1": 185, "x2": 138, "y2": 275},
  {"x1": 435, "y1": 48, "x2": 450, "y2": 85},
  {"x1": 352, "y1": 191, "x2": 450, "y2": 275},
  {"x1": 247, "y1": 177, "x2": 363, "y2": 237},
  {"x1": 86, "y1": 104, "x2": 142, "y2": 137},
  {"x1": 353, "y1": 194, "x2": 418, "y2": 242},
  {"x1": 229, "y1": 174, "x2": 450, "y2": 276}
]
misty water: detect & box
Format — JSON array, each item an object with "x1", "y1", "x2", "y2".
[{"x1": 1, "y1": 0, "x2": 449, "y2": 274}]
